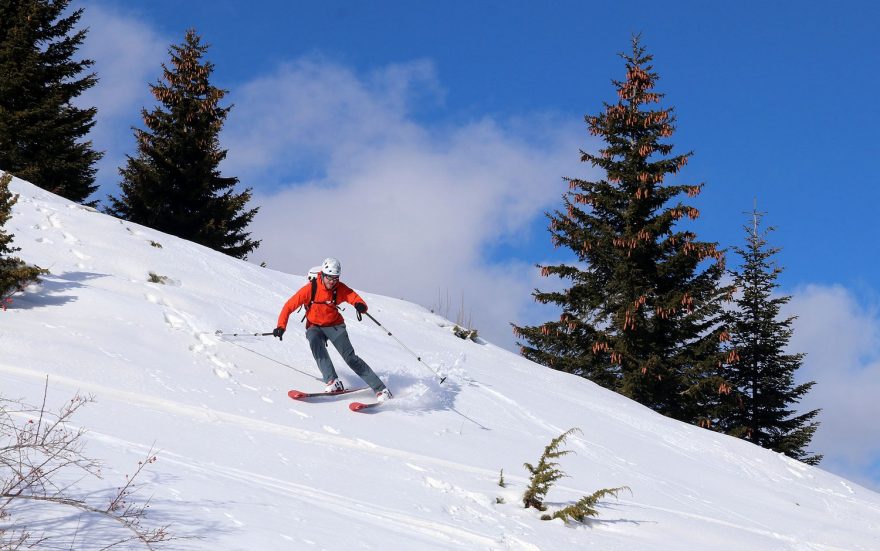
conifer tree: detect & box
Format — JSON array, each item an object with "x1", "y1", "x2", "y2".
[
  {"x1": 520, "y1": 428, "x2": 628, "y2": 523},
  {"x1": 0, "y1": 0, "x2": 102, "y2": 204},
  {"x1": 522, "y1": 428, "x2": 579, "y2": 511},
  {"x1": 721, "y1": 210, "x2": 821, "y2": 464},
  {"x1": 107, "y1": 29, "x2": 259, "y2": 259},
  {"x1": 513, "y1": 36, "x2": 732, "y2": 424},
  {"x1": 0, "y1": 172, "x2": 47, "y2": 306}
]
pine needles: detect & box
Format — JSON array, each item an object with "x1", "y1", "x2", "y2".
[
  {"x1": 0, "y1": 172, "x2": 47, "y2": 306},
  {"x1": 547, "y1": 487, "x2": 629, "y2": 522},
  {"x1": 520, "y1": 428, "x2": 629, "y2": 523},
  {"x1": 522, "y1": 428, "x2": 580, "y2": 510}
]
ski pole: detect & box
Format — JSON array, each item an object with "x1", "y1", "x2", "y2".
[
  {"x1": 363, "y1": 312, "x2": 446, "y2": 384},
  {"x1": 214, "y1": 330, "x2": 321, "y2": 381},
  {"x1": 215, "y1": 330, "x2": 274, "y2": 337}
]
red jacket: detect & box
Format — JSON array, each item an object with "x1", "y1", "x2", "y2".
[{"x1": 277, "y1": 276, "x2": 366, "y2": 329}]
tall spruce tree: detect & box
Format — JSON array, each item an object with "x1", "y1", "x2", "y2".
[
  {"x1": 513, "y1": 36, "x2": 732, "y2": 425},
  {"x1": 0, "y1": 0, "x2": 102, "y2": 204},
  {"x1": 1, "y1": 172, "x2": 47, "y2": 306},
  {"x1": 721, "y1": 210, "x2": 821, "y2": 464},
  {"x1": 107, "y1": 29, "x2": 259, "y2": 259}
]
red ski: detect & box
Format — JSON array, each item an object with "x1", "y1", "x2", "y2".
[
  {"x1": 349, "y1": 401, "x2": 383, "y2": 412},
  {"x1": 288, "y1": 387, "x2": 368, "y2": 400}
]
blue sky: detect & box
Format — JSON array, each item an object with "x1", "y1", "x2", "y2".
[
  {"x1": 83, "y1": 0, "x2": 880, "y2": 293},
  {"x1": 72, "y1": 1, "x2": 879, "y2": 489}
]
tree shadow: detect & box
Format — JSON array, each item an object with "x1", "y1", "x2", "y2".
[
  {"x1": 9, "y1": 271, "x2": 108, "y2": 310},
  {"x1": 1, "y1": 472, "x2": 231, "y2": 549},
  {"x1": 587, "y1": 516, "x2": 648, "y2": 527},
  {"x1": 579, "y1": 501, "x2": 651, "y2": 528},
  {"x1": 533, "y1": 500, "x2": 648, "y2": 529}
]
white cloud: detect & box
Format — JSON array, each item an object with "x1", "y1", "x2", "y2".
[
  {"x1": 77, "y1": 3, "x2": 166, "y2": 119},
  {"x1": 75, "y1": 3, "x2": 169, "y2": 195},
  {"x1": 785, "y1": 284, "x2": 880, "y2": 489},
  {"x1": 222, "y1": 57, "x2": 441, "y2": 177},
  {"x1": 68, "y1": 5, "x2": 589, "y2": 348},
  {"x1": 221, "y1": 58, "x2": 589, "y2": 349}
]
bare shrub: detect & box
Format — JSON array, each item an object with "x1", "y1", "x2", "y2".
[{"x1": 0, "y1": 378, "x2": 172, "y2": 548}]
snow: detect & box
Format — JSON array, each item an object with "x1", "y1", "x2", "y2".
[{"x1": 2, "y1": 175, "x2": 880, "y2": 550}]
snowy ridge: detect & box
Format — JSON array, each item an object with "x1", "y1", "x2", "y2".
[{"x1": 2, "y1": 175, "x2": 879, "y2": 550}]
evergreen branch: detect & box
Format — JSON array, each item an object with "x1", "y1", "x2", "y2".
[
  {"x1": 547, "y1": 486, "x2": 631, "y2": 523},
  {"x1": 522, "y1": 428, "x2": 581, "y2": 511}
]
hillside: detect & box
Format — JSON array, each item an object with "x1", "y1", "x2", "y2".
[{"x1": 2, "y1": 176, "x2": 879, "y2": 550}]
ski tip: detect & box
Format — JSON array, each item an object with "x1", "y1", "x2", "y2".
[
  {"x1": 350, "y1": 400, "x2": 384, "y2": 412},
  {"x1": 288, "y1": 390, "x2": 307, "y2": 400},
  {"x1": 349, "y1": 401, "x2": 373, "y2": 412}
]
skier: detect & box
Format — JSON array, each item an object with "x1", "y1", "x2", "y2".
[{"x1": 273, "y1": 257, "x2": 392, "y2": 403}]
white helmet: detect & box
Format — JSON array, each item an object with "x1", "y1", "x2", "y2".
[{"x1": 321, "y1": 257, "x2": 341, "y2": 277}]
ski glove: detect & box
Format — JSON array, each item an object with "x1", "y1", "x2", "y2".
[
  {"x1": 354, "y1": 302, "x2": 368, "y2": 314},
  {"x1": 273, "y1": 327, "x2": 285, "y2": 341}
]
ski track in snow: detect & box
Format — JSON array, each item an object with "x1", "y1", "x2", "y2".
[
  {"x1": 166, "y1": 456, "x2": 505, "y2": 549},
  {"x1": 0, "y1": 362, "x2": 501, "y2": 476},
  {"x1": 142, "y1": 284, "x2": 279, "y2": 404},
  {"x1": 1, "y1": 361, "x2": 860, "y2": 551},
  {"x1": 474, "y1": 383, "x2": 567, "y2": 436},
  {"x1": 22, "y1": 407, "x2": 517, "y2": 550}
]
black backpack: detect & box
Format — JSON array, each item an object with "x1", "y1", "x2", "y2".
[{"x1": 300, "y1": 276, "x2": 338, "y2": 322}]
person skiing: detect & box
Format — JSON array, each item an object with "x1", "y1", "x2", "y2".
[{"x1": 273, "y1": 257, "x2": 392, "y2": 403}]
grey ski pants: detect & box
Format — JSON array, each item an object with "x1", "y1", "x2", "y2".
[{"x1": 305, "y1": 324, "x2": 386, "y2": 392}]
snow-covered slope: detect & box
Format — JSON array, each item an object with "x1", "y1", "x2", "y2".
[{"x1": 2, "y1": 176, "x2": 879, "y2": 550}]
